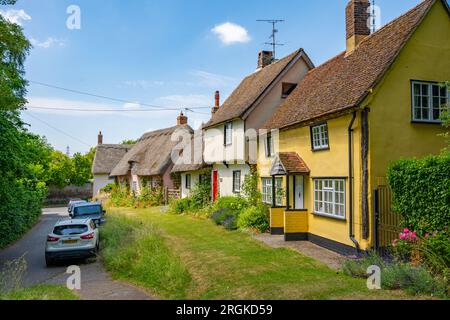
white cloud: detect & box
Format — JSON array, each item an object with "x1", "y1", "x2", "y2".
[
  {"x1": 0, "y1": 9, "x2": 31, "y2": 25},
  {"x1": 155, "y1": 94, "x2": 211, "y2": 109},
  {"x1": 190, "y1": 70, "x2": 236, "y2": 88},
  {"x1": 122, "y1": 80, "x2": 165, "y2": 89},
  {"x1": 25, "y1": 97, "x2": 157, "y2": 118},
  {"x1": 211, "y1": 22, "x2": 251, "y2": 45},
  {"x1": 123, "y1": 102, "x2": 141, "y2": 109},
  {"x1": 30, "y1": 37, "x2": 66, "y2": 49}
]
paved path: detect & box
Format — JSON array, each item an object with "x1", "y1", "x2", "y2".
[
  {"x1": 0, "y1": 207, "x2": 153, "y2": 300},
  {"x1": 254, "y1": 234, "x2": 348, "y2": 270}
]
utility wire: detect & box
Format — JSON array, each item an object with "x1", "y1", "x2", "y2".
[
  {"x1": 23, "y1": 111, "x2": 91, "y2": 147},
  {"x1": 29, "y1": 80, "x2": 212, "y2": 111}
]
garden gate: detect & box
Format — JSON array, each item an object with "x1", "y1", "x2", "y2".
[{"x1": 373, "y1": 185, "x2": 402, "y2": 254}]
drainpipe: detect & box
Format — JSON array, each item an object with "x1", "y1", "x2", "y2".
[{"x1": 348, "y1": 111, "x2": 360, "y2": 254}]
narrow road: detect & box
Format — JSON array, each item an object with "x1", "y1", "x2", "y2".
[{"x1": 0, "y1": 207, "x2": 152, "y2": 300}]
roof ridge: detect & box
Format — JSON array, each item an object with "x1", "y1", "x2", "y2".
[{"x1": 354, "y1": 0, "x2": 435, "y2": 49}]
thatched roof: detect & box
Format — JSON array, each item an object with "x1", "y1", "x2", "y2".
[
  {"x1": 264, "y1": 0, "x2": 448, "y2": 130},
  {"x1": 110, "y1": 124, "x2": 193, "y2": 177},
  {"x1": 92, "y1": 144, "x2": 133, "y2": 175}
]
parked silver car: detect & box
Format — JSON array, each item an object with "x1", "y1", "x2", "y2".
[
  {"x1": 68, "y1": 199, "x2": 87, "y2": 214},
  {"x1": 45, "y1": 218, "x2": 99, "y2": 266},
  {"x1": 70, "y1": 202, "x2": 106, "y2": 226}
]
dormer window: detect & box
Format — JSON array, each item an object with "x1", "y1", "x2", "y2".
[
  {"x1": 224, "y1": 122, "x2": 233, "y2": 146},
  {"x1": 282, "y1": 82, "x2": 297, "y2": 99}
]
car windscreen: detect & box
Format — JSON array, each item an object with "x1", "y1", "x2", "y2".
[
  {"x1": 73, "y1": 205, "x2": 102, "y2": 216},
  {"x1": 53, "y1": 224, "x2": 88, "y2": 236}
]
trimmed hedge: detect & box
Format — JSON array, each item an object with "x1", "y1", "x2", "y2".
[{"x1": 387, "y1": 152, "x2": 450, "y2": 233}]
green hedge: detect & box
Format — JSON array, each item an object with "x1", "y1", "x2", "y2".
[{"x1": 387, "y1": 152, "x2": 450, "y2": 233}]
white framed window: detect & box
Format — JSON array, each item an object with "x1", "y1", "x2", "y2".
[
  {"x1": 232, "y1": 171, "x2": 241, "y2": 193},
  {"x1": 262, "y1": 178, "x2": 282, "y2": 206},
  {"x1": 311, "y1": 123, "x2": 329, "y2": 150},
  {"x1": 224, "y1": 122, "x2": 233, "y2": 146},
  {"x1": 265, "y1": 134, "x2": 275, "y2": 158},
  {"x1": 314, "y1": 178, "x2": 345, "y2": 219},
  {"x1": 412, "y1": 81, "x2": 449, "y2": 123}
]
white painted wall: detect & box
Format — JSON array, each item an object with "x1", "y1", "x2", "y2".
[
  {"x1": 214, "y1": 163, "x2": 250, "y2": 197},
  {"x1": 93, "y1": 174, "x2": 114, "y2": 196},
  {"x1": 204, "y1": 119, "x2": 246, "y2": 164},
  {"x1": 180, "y1": 171, "x2": 200, "y2": 198}
]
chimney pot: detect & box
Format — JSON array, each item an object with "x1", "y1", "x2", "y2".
[
  {"x1": 177, "y1": 111, "x2": 188, "y2": 125},
  {"x1": 98, "y1": 131, "x2": 103, "y2": 145},
  {"x1": 257, "y1": 50, "x2": 274, "y2": 69},
  {"x1": 212, "y1": 91, "x2": 220, "y2": 114},
  {"x1": 346, "y1": 0, "x2": 371, "y2": 53}
]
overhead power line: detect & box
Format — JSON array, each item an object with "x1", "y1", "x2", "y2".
[
  {"x1": 23, "y1": 111, "x2": 91, "y2": 147},
  {"x1": 29, "y1": 80, "x2": 212, "y2": 111},
  {"x1": 26, "y1": 105, "x2": 209, "y2": 114}
]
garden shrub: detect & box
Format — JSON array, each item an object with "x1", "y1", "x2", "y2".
[
  {"x1": 172, "y1": 198, "x2": 192, "y2": 215},
  {"x1": 342, "y1": 251, "x2": 386, "y2": 278},
  {"x1": 211, "y1": 196, "x2": 248, "y2": 213},
  {"x1": 100, "y1": 182, "x2": 115, "y2": 193},
  {"x1": 381, "y1": 264, "x2": 447, "y2": 297},
  {"x1": 237, "y1": 204, "x2": 270, "y2": 233},
  {"x1": 387, "y1": 152, "x2": 450, "y2": 233}
]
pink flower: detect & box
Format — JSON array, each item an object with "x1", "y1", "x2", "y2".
[
  {"x1": 399, "y1": 233, "x2": 406, "y2": 240},
  {"x1": 403, "y1": 228, "x2": 410, "y2": 234}
]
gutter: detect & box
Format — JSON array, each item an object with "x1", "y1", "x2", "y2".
[{"x1": 348, "y1": 111, "x2": 360, "y2": 254}]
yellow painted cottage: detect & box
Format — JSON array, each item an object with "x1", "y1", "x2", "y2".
[{"x1": 259, "y1": 0, "x2": 450, "y2": 255}]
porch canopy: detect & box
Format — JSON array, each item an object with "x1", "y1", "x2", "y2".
[{"x1": 269, "y1": 152, "x2": 310, "y2": 209}]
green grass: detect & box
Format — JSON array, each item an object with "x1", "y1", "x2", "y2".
[
  {"x1": 100, "y1": 207, "x2": 420, "y2": 300},
  {"x1": 0, "y1": 285, "x2": 79, "y2": 300}
]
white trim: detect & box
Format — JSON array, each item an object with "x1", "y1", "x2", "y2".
[
  {"x1": 311, "y1": 124, "x2": 329, "y2": 150},
  {"x1": 411, "y1": 81, "x2": 449, "y2": 123}
]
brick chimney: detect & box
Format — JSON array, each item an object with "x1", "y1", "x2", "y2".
[
  {"x1": 98, "y1": 131, "x2": 103, "y2": 145},
  {"x1": 177, "y1": 111, "x2": 188, "y2": 125},
  {"x1": 257, "y1": 51, "x2": 273, "y2": 69},
  {"x1": 211, "y1": 91, "x2": 220, "y2": 114},
  {"x1": 346, "y1": 0, "x2": 371, "y2": 53}
]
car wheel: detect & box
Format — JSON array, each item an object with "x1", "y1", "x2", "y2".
[
  {"x1": 45, "y1": 255, "x2": 54, "y2": 267},
  {"x1": 96, "y1": 241, "x2": 100, "y2": 253}
]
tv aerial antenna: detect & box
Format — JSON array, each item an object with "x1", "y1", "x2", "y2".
[{"x1": 256, "y1": 19, "x2": 285, "y2": 60}]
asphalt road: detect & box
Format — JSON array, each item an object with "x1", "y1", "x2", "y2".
[{"x1": 0, "y1": 207, "x2": 152, "y2": 300}]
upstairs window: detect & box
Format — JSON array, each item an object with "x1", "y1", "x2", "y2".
[
  {"x1": 412, "y1": 81, "x2": 449, "y2": 123},
  {"x1": 265, "y1": 134, "x2": 275, "y2": 158},
  {"x1": 311, "y1": 123, "x2": 329, "y2": 151},
  {"x1": 282, "y1": 82, "x2": 297, "y2": 99},
  {"x1": 232, "y1": 171, "x2": 241, "y2": 193},
  {"x1": 224, "y1": 122, "x2": 233, "y2": 146}
]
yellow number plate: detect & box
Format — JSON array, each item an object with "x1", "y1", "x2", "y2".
[{"x1": 63, "y1": 239, "x2": 78, "y2": 244}]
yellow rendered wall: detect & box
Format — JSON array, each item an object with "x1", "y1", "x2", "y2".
[
  {"x1": 270, "y1": 207, "x2": 284, "y2": 229},
  {"x1": 367, "y1": 0, "x2": 449, "y2": 189},
  {"x1": 284, "y1": 211, "x2": 308, "y2": 233}
]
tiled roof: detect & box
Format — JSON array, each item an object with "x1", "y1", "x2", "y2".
[
  {"x1": 263, "y1": 0, "x2": 444, "y2": 130},
  {"x1": 204, "y1": 48, "x2": 313, "y2": 128},
  {"x1": 270, "y1": 152, "x2": 310, "y2": 175}
]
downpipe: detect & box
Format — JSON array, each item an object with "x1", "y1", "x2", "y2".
[{"x1": 348, "y1": 111, "x2": 360, "y2": 255}]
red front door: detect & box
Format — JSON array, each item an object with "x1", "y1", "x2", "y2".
[{"x1": 212, "y1": 171, "x2": 218, "y2": 202}]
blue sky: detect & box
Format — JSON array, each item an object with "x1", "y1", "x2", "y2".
[{"x1": 1, "y1": 0, "x2": 423, "y2": 154}]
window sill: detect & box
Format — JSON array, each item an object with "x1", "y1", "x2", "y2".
[
  {"x1": 286, "y1": 209, "x2": 308, "y2": 212},
  {"x1": 411, "y1": 120, "x2": 442, "y2": 125},
  {"x1": 313, "y1": 212, "x2": 346, "y2": 221},
  {"x1": 312, "y1": 147, "x2": 330, "y2": 152}
]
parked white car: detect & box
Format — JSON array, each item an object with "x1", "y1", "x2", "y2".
[{"x1": 45, "y1": 218, "x2": 99, "y2": 267}]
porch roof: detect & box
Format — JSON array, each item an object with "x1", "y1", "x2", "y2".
[{"x1": 270, "y1": 152, "x2": 310, "y2": 176}]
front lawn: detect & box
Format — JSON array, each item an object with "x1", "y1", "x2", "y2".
[
  {"x1": 0, "y1": 285, "x2": 79, "y2": 300},
  {"x1": 100, "y1": 207, "x2": 419, "y2": 300}
]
